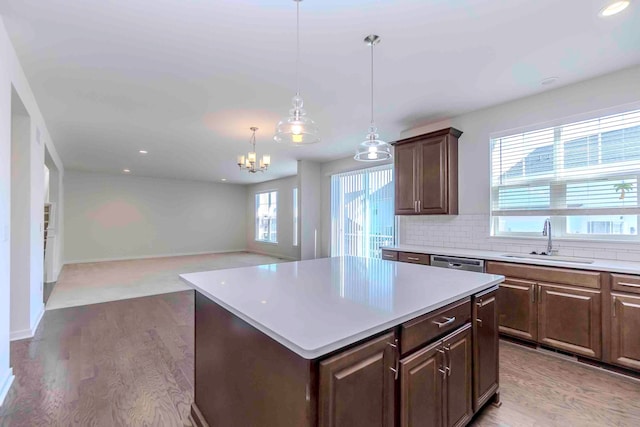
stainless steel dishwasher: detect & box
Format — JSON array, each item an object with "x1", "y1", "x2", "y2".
[{"x1": 430, "y1": 255, "x2": 485, "y2": 273}]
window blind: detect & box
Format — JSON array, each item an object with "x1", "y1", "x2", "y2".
[
  {"x1": 491, "y1": 108, "x2": 640, "y2": 238},
  {"x1": 331, "y1": 165, "x2": 394, "y2": 258}
]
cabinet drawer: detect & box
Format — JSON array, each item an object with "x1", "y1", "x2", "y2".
[
  {"x1": 398, "y1": 252, "x2": 430, "y2": 265},
  {"x1": 486, "y1": 261, "x2": 601, "y2": 289},
  {"x1": 611, "y1": 274, "x2": 640, "y2": 295},
  {"x1": 381, "y1": 250, "x2": 399, "y2": 261},
  {"x1": 401, "y1": 298, "x2": 471, "y2": 355}
]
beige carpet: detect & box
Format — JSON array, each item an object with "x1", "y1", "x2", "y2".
[{"x1": 46, "y1": 252, "x2": 287, "y2": 310}]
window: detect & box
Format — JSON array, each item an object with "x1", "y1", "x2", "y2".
[
  {"x1": 491, "y1": 108, "x2": 640, "y2": 240},
  {"x1": 293, "y1": 188, "x2": 298, "y2": 246},
  {"x1": 255, "y1": 191, "x2": 277, "y2": 243},
  {"x1": 331, "y1": 165, "x2": 394, "y2": 258}
]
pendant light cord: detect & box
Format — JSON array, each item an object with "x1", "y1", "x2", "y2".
[
  {"x1": 370, "y1": 40, "x2": 374, "y2": 126},
  {"x1": 296, "y1": 0, "x2": 300, "y2": 97}
]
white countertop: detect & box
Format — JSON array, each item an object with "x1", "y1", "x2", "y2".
[
  {"x1": 180, "y1": 256, "x2": 503, "y2": 360},
  {"x1": 382, "y1": 245, "x2": 640, "y2": 275}
]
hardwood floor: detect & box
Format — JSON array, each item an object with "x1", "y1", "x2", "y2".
[
  {"x1": 1, "y1": 290, "x2": 639, "y2": 426},
  {"x1": 0, "y1": 291, "x2": 194, "y2": 427}
]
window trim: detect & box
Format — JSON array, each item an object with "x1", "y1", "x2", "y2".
[
  {"x1": 490, "y1": 106, "x2": 640, "y2": 242},
  {"x1": 255, "y1": 190, "x2": 278, "y2": 244}
]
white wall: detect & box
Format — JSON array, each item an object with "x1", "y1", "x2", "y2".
[
  {"x1": 63, "y1": 171, "x2": 248, "y2": 263},
  {"x1": 298, "y1": 160, "x2": 322, "y2": 260},
  {"x1": 246, "y1": 175, "x2": 300, "y2": 260},
  {"x1": 398, "y1": 65, "x2": 640, "y2": 261},
  {"x1": 0, "y1": 17, "x2": 65, "y2": 405}
]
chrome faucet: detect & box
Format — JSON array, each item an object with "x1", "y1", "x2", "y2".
[{"x1": 542, "y1": 218, "x2": 555, "y2": 255}]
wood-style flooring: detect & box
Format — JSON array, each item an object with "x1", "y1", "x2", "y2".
[{"x1": 1, "y1": 290, "x2": 639, "y2": 426}]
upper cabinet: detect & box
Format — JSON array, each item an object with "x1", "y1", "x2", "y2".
[{"x1": 392, "y1": 128, "x2": 462, "y2": 215}]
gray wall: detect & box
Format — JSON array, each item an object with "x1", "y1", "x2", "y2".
[
  {"x1": 64, "y1": 171, "x2": 248, "y2": 262},
  {"x1": 246, "y1": 175, "x2": 300, "y2": 260}
]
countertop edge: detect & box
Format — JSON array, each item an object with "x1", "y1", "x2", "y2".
[
  {"x1": 382, "y1": 246, "x2": 640, "y2": 275},
  {"x1": 180, "y1": 274, "x2": 503, "y2": 360}
]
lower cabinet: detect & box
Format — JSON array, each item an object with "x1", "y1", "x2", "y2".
[
  {"x1": 496, "y1": 278, "x2": 537, "y2": 341},
  {"x1": 319, "y1": 332, "x2": 397, "y2": 427},
  {"x1": 472, "y1": 288, "x2": 499, "y2": 412},
  {"x1": 611, "y1": 292, "x2": 640, "y2": 370},
  {"x1": 400, "y1": 324, "x2": 473, "y2": 427},
  {"x1": 537, "y1": 283, "x2": 601, "y2": 358}
]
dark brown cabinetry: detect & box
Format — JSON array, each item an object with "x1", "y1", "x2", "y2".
[
  {"x1": 400, "y1": 324, "x2": 473, "y2": 427},
  {"x1": 488, "y1": 262, "x2": 602, "y2": 360},
  {"x1": 496, "y1": 278, "x2": 537, "y2": 341},
  {"x1": 398, "y1": 252, "x2": 430, "y2": 265},
  {"x1": 472, "y1": 288, "x2": 499, "y2": 412},
  {"x1": 319, "y1": 332, "x2": 397, "y2": 427},
  {"x1": 537, "y1": 283, "x2": 601, "y2": 358},
  {"x1": 611, "y1": 291, "x2": 640, "y2": 370},
  {"x1": 393, "y1": 128, "x2": 462, "y2": 215}
]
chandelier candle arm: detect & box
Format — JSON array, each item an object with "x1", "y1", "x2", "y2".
[{"x1": 237, "y1": 127, "x2": 270, "y2": 173}]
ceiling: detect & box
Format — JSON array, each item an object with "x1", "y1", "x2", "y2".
[{"x1": 2, "y1": 0, "x2": 639, "y2": 184}]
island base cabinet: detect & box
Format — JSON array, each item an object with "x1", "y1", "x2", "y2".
[
  {"x1": 399, "y1": 341, "x2": 444, "y2": 427},
  {"x1": 472, "y1": 288, "x2": 499, "y2": 412},
  {"x1": 399, "y1": 324, "x2": 473, "y2": 427},
  {"x1": 319, "y1": 332, "x2": 397, "y2": 427},
  {"x1": 537, "y1": 283, "x2": 601, "y2": 359},
  {"x1": 611, "y1": 293, "x2": 640, "y2": 370}
]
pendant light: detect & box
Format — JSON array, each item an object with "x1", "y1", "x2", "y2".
[
  {"x1": 354, "y1": 35, "x2": 392, "y2": 162},
  {"x1": 274, "y1": 0, "x2": 320, "y2": 145},
  {"x1": 237, "y1": 127, "x2": 271, "y2": 173}
]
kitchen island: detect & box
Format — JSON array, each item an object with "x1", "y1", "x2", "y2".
[{"x1": 181, "y1": 256, "x2": 504, "y2": 427}]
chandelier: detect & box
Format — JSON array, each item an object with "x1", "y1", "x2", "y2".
[
  {"x1": 273, "y1": 0, "x2": 320, "y2": 145},
  {"x1": 354, "y1": 35, "x2": 392, "y2": 162},
  {"x1": 237, "y1": 127, "x2": 270, "y2": 173}
]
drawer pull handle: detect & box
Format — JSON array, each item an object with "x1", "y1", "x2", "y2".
[
  {"x1": 407, "y1": 257, "x2": 420, "y2": 261},
  {"x1": 433, "y1": 316, "x2": 456, "y2": 328},
  {"x1": 476, "y1": 318, "x2": 483, "y2": 327}
]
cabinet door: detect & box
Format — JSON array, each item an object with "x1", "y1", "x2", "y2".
[
  {"x1": 400, "y1": 341, "x2": 444, "y2": 427},
  {"x1": 395, "y1": 143, "x2": 419, "y2": 215},
  {"x1": 611, "y1": 293, "x2": 640, "y2": 370},
  {"x1": 538, "y1": 283, "x2": 601, "y2": 359},
  {"x1": 319, "y1": 332, "x2": 397, "y2": 427},
  {"x1": 472, "y1": 288, "x2": 499, "y2": 412},
  {"x1": 443, "y1": 324, "x2": 473, "y2": 427},
  {"x1": 418, "y1": 136, "x2": 448, "y2": 214},
  {"x1": 497, "y1": 279, "x2": 537, "y2": 341}
]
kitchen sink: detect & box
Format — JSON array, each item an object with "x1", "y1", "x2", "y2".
[{"x1": 501, "y1": 253, "x2": 595, "y2": 264}]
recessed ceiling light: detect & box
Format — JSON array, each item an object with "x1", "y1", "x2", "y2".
[
  {"x1": 123, "y1": 169, "x2": 131, "y2": 173},
  {"x1": 139, "y1": 150, "x2": 148, "y2": 154},
  {"x1": 600, "y1": 1, "x2": 630, "y2": 16},
  {"x1": 221, "y1": 178, "x2": 227, "y2": 182},
  {"x1": 540, "y1": 76, "x2": 559, "y2": 86}
]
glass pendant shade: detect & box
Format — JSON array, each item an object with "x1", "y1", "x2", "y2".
[
  {"x1": 354, "y1": 126, "x2": 392, "y2": 161},
  {"x1": 274, "y1": 95, "x2": 320, "y2": 145}
]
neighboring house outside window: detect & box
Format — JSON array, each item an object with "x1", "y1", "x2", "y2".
[
  {"x1": 490, "y1": 108, "x2": 640, "y2": 241},
  {"x1": 255, "y1": 191, "x2": 277, "y2": 243}
]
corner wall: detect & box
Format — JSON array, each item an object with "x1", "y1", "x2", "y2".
[
  {"x1": 1, "y1": 16, "x2": 65, "y2": 405},
  {"x1": 246, "y1": 175, "x2": 300, "y2": 260}
]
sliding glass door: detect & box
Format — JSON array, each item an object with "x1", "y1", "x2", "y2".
[{"x1": 331, "y1": 165, "x2": 394, "y2": 258}]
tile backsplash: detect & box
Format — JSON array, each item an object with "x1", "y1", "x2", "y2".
[{"x1": 398, "y1": 214, "x2": 640, "y2": 262}]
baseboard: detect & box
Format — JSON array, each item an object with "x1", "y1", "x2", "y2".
[
  {"x1": 10, "y1": 303, "x2": 45, "y2": 341},
  {"x1": 0, "y1": 368, "x2": 15, "y2": 407},
  {"x1": 246, "y1": 250, "x2": 299, "y2": 261},
  {"x1": 63, "y1": 249, "x2": 249, "y2": 265}
]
